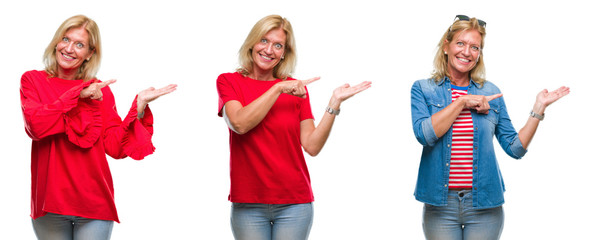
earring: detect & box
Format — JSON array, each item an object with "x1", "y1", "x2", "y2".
[
  {"x1": 281, "y1": 55, "x2": 284, "y2": 59},
  {"x1": 444, "y1": 51, "x2": 447, "y2": 55}
]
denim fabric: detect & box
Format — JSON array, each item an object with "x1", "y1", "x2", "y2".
[
  {"x1": 32, "y1": 213, "x2": 113, "y2": 240},
  {"x1": 423, "y1": 190, "x2": 504, "y2": 240},
  {"x1": 411, "y1": 77, "x2": 527, "y2": 209},
  {"x1": 231, "y1": 203, "x2": 313, "y2": 240}
]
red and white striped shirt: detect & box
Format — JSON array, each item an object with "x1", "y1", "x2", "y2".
[{"x1": 449, "y1": 86, "x2": 473, "y2": 189}]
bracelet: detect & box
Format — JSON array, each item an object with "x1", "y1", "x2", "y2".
[
  {"x1": 529, "y1": 110, "x2": 544, "y2": 121},
  {"x1": 326, "y1": 106, "x2": 340, "y2": 115}
]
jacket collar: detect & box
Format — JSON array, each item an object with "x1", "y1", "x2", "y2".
[{"x1": 438, "y1": 76, "x2": 483, "y2": 89}]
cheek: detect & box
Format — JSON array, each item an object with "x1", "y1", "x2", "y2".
[
  {"x1": 252, "y1": 43, "x2": 264, "y2": 53},
  {"x1": 55, "y1": 42, "x2": 66, "y2": 51},
  {"x1": 78, "y1": 49, "x2": 90, "y2": 58}
]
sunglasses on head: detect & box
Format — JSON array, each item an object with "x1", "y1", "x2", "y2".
[{"x1": 454, "y1": 15, "x2": 486, "y2": 28}]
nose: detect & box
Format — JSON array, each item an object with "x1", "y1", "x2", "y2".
[
  {"x1": 461, "y1": 46, "x2": 472, "y2": 57},
  {"x1": 264, "y1": 44, "x2": 273, "y2": 55},
  {"x1": 65, "y1": 42, "x2": 75, "y2": 53}
]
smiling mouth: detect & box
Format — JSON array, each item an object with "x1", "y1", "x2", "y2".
[
  {"x1": 259, "y1": 53, "x2": 273, "y2": 61},
  {"x1": 61, "y1": 52, "x2": 76, "y2": 60},
  {"x1": 457, "y1": 57, "x2": 470, "y2": 63}
]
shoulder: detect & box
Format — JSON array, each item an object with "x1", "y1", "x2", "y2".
[
  {"x1": 21, "y1": 70, "x2": 47, "y2": 80},
  {"x1": 217, "y1": 72, "x2": 243, "y2": 81},
  {"x1": 217, "y1": 72, "x2": 245, "y2": 87},
  {"x1": 479, "y1": 80, "x2": 501, "y2": 94},
  {"x1": 412, "y1": 78, "x2": 439, "y2": 90}
]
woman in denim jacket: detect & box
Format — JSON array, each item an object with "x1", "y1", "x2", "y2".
[{"x1": 410, "y1": 15, "x2": 569, "y2": 239}]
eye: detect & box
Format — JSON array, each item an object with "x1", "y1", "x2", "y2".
[
  {"x1": 274, "y1": 43, "x2": 283, "y2": 49},
  {"x1": 76, "y1": 42, "x2": 84, "y2": 48},
  {"x1": 62, "y1": 37, "x2": 69, "y2": 42},
  {"x1": 471, "y1": 45, "x2": 479, "y2": 51},
  {"x1": 261, "y1": 39, "x2": 268, "y2": 43},
  {"x1": 456, "y1": 42, "x2": 464, "y2": 46}
]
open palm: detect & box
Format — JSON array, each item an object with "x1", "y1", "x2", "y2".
[
  {"x1": 333, "y1": 81, "x2": 372, "y2": 102},
  {"x1": 536, "y1": 86, "x2": 570, "y2": 108}
]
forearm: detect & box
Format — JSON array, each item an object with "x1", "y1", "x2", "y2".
[
  {"x1": 226, "y1": 84, "x2": 283, "y2": 134},
  {"x1": 431, "y1": 99, "x2": 465, "y2": 138},
  {"x1": 104, "y1": 99, "x2": 154, "y2": 160},
  {"x1": 21, "y1": 83, "x2": 89, "y2": 140},
  {"x1": 518, "y1": 101, "x2": 545, "y2": 149},
  {"x1": 301, "y1": 97, "x2": 340, "y2": 156}
]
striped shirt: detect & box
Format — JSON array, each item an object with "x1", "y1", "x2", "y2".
[{"x1": 449, "y1": 85, "x2": 473, "y2": 189}]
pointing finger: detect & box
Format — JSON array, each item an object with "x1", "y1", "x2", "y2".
[
  {"x1": 302, "y1": 77, "x2": 320, "y2": 86},
  {"x1": 98, "y1": 79, "x2": 117, "y2": 88},
  {"x1": 485, "y1": 93, "x2": 503, "y2": 101}
]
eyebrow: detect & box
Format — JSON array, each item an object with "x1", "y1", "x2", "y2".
[{"x1": 455, "y1": 38, "x2": 480, "y2": 46}]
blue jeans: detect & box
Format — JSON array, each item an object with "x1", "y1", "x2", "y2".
[
  {"x1": 32, "y1": 213, "x2": 114, "y2": 240},
  {"x1": 231, "y1": 203, "x2": 314, "y2": 240},
  {"x1": 423, "y1": 190, "x2": 504, "y2": 240}
]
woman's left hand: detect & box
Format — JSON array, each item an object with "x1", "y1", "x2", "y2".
[
  {"x1": 329, "y1": 81, "x2": 372, "y2": 109},
  {"x1": 137, "y1": 84, "x2": 178, "y2": 113},
  {"x1": 534, "y1": 86, "x2": 570, "y2": 112}
]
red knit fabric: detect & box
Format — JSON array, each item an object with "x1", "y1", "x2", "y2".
[
  {"x1": 217, "y1": 72, "x2": 315, "y2": 204},
  {"x1": 20, "y1": 70, "x2": 155, "y2": 223}
]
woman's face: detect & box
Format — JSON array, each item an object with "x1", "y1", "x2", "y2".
[
  {"x1": 55, "y1": 26, "x2": 94, "y2": 78},
  {"x1": 444, "y1": 29, "x2": 482, "y2": 75},
  {"x1": 251, "y1": 28, "x2": 286, "y2": 74}
]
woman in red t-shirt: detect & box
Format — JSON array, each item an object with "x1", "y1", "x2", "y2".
[
  {"x1": 217, "y1": 15, "x2": 371, "y2": 240},
  {"x1": 20, "y1": 15, "x2": 176, "y2": 240}
]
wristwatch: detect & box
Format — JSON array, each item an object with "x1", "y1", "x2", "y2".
[
  {"x1": 326, "y1": 106, "x2": 340, "y2": 115},
  {"x1": 529, "y1": 110, "x2": 544, "y2": 121}
]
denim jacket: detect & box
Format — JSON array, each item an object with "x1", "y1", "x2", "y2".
[{"x1": 411, "y1": 77, "x2": 527, "y2": 209}]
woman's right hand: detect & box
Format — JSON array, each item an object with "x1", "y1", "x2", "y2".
[
  {"x1": 79, "y1": 79, "x2": 117, "y2": 101},
  {"x1": 458, "y1": 93, "x2": 503, "y2": 114},
  {"x1": 276, "y1": 77, "x2": 320, "y2": 98}
]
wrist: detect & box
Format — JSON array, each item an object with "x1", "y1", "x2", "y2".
[
  {"x1": 456, "y1": 96, "x2": 467, "y2": 108},
  {"x1": 328, "y1": 96, "x2": 342, "y2": 110},
  {"x1": 272, "y1": 83, "x2": 286, "y2": 95},
  {"x1": 136, "y1": 100, "x2": 146, "y2": 113},
  {"x1": 532, "y1": 101, "x2": 546, "y2": 114},
  {"x1": 529, "y1": 110, "x2": 544, "y2": 121}
]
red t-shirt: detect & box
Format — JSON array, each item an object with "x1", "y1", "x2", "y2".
[
  {"x1": 216, "y1": 72, "x2": 315, "y2": 204},
  {"x1": 20, "y1": 70, "x2": 156, "y2": 223}
]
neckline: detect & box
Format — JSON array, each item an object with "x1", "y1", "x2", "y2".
[{"x1": 451, "y1": 84, "x2": 469, "y2": 90}]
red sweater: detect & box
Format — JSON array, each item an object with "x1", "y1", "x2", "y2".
[
  {"x1": 20, "y1": 70, "x2": 156, "y2": 223},
  {"x1": 217, "y1": 72, "x2": 315, "y2": 204}
]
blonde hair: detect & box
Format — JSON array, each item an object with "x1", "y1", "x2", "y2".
[
  {"x1": 432, "y1": 17, "x2": 486, "y2": 85},
  {"x1": 43, "y1": 15, "x2": 101, "y2": 81},
  {"x1": 237, "y1": 15, "x2": 296, "y2": 80}
]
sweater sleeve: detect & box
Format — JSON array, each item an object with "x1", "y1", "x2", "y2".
[
  {"x1": 101, "y1": 87, "x2": 155, "y2": 160},
  {"x1": 20, "y1": 71, "x2": 100, "y2": 148}
]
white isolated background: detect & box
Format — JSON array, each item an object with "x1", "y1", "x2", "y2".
[{"x1": 0, "y1": 0, "x2": 586, "y2": 239}]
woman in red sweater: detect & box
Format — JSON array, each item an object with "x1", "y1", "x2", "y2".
[
  {"x1": 217, "y1": 15, "x2": 371, "y2": 240},
  {"x1": 20, "y1": 15, "x2": 176, "y2": 240}
]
